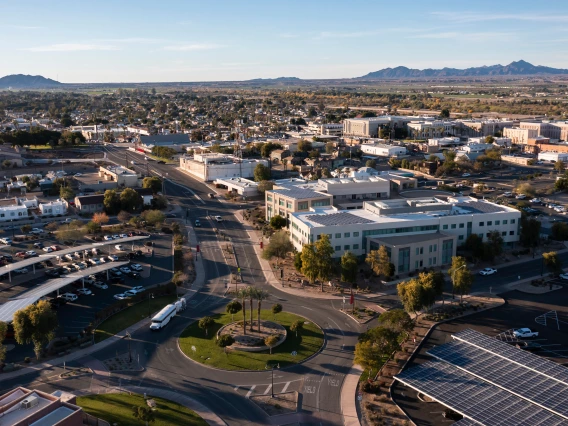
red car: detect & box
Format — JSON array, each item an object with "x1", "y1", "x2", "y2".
[
  {"x1": 15, "y1": 252, "x2": 29, "y2": 259},
  {"x1": 50, "y1": 245, "x2": 60, "y2": 251}
]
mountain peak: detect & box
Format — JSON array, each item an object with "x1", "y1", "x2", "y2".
[{"x1": 0, "y1": 74, "x2": 62, "y2": 89}]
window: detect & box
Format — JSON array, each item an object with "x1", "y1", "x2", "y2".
[
  {"x1": 335, "y1": 233, "x2": 341, "y2": 239},
  {"x1": 279, "y1": 199, "x2": 284, "y2": 206},
  {"x1": 353, "y1": 232, "x2": 360, "y2": 237},
  {"x1": 443, "y1": 224, "x2": 448, "y2": 230},
  {"x1": 479, "y1": 222, "x2": 484, "y2": 226},
  {"x1": 511, "y1": 219, "x2": 516, "y2": 224},
  {"x1": 312, "y1": 199, "x2": 331, "y2": 207},
  {"x1": 298, "y1": 201, "x2": 308, "y2": 210},
  {"x1": 459, "y1": 235, "x2": 464, "y2": 240},
  {"x1": 335, "y1": 246, "x2": 340, "y2": 251},
  {"x1": 487, "y1": 221, "x2": 492, "y2": 226},
  {"x1": 286, "y1": 202, "x2": 292, "y2": 209},
  {"x1": 502, "y1": 231, "x2": 506, "y2": 236},
  {"x1": 459, "y1": 223, "x2": 464, "y2": 228},
  {"x1": 398, "y1": 247, "x2": 410, "y2": 273},
  {"x1": 415, "y1": 261, "x2": 419, "y2": 269},
  {"x1": 503, "y1": 220, "x2": 508, "y2": 224},
  {"x1": 267, "y1": 195, "x2": 272, "y2": 202},
  {"x1": 510, "y1": 231, "x2": 515, "y2": 235},
  {"x1": 353, "y1": 244, "x2": 359, "y2": 249},
  {"x1": 433, "y1": 257, "x2": 436, "y2": 264},
  {"x1": 415, "y1": 247, "x2": 423, "y2": 255},
  {"x1": 344, "y1": 245, "x2": 350, "y2": 250},
  {"x1": 433, "y1": 244, "x2": 437, "y2": 252},
  {"x1": 442, "y1": 239, "x2": 453, "y2": 264},
  {"x1": 344, "y1": 232, "x2": 350, "y2": 238},
  {"x1": 495, "y1": 220, "x2": 500, "y2": 225},
  {"x1": 451, "y1": 224, "x2": 456, "y2": 229}
]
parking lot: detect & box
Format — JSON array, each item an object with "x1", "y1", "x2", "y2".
[{"x1": 392, "y1": 286, "x2": 568, "y2": 425}]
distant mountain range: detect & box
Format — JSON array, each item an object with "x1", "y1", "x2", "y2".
[
  {"x1": 360, "y1": 60, "x2": 568, "y2": 79},
  {"x1": 0, "y1": 74, "x2": 62, "y2": 89}
]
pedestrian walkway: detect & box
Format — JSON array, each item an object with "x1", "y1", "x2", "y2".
[
  {"x1": 341, "y1": 365, "x2": 362, "y2": 426},
  {"x1": 233, "y1": 380, "x2": 299, "y2": 398}
]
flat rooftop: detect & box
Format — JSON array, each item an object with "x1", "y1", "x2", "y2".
[{"x1": 270, "y1": 187, "x2": 330, "y2": 200}]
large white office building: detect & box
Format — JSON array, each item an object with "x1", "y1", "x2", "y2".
[{"x1": 289, "y1": 196, "x2": 521, "y2": 274}]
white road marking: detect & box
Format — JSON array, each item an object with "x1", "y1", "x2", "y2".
[
  {"x1": 263, "y1": 385, "x2": 272, "y2": 395},
  {"x1": 246, "y1": 385, "x2": 256, "y2": 398},
  {"x1": 234, "y1": 386, "x2": 239, "y2": 391},
  {"x1": 281, "y1": 381, "x2": 290, "y2": 393}
]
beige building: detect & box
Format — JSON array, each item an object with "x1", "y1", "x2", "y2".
[
  {"x1": 99, "y1": 165, "x2": 140, "y2": 187},
  {"x1": 456, "y1": 119, "x2": 514, "y2": 137},
  {"x1": 265, "y1": 187, "x2": 332, "y2": 222},
  {"x1": 503, "y1": 127, "x2": 538, "y2": 145}
]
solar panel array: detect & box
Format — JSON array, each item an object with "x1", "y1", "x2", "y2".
[
  {"x1": 428, "y1": 340, "x2": 568, "y2": 419},
  {"x1": 452, "y1": 329, "x2": 568, "y2": 385},
  {"x1": 395, "y1": 361, "x2": 567, "y2": 426},
  {"x1": 454, "y1": 419, "x2": 482, "y2": 426},
  {"x1": 305, "y1": 212, "x2": 374, "y2": 226}
]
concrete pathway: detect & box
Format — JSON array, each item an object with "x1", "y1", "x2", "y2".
[{"x1": 341, "y1": 365, "x2": 363, "y2": 426}]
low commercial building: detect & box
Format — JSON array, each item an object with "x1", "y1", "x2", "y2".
[
  {"x1": 0, "y1": 204, "x2": 28, "y2": 222},
  {"x1": 359, "y1": 143, "x2": 407, "y2": 157},
  {"x1": 39, "y1": 200, "x2": 67, "y2": 216},
  {"x1": 311, "y1": 176, "x2": 391, "y2": 209},
  {"x1": 0, "y1": 386, "x2": 93, "y2": 426},
  {"x1": 538, "y1": 152, "x2": 568, "y2": 163},
  {"x1": 180, "y1": 153, "x2": 269, "y2": 181},
  {"x1": 428, "y1": 137, "x2": 462, "y2": 147},
  {"x1": 265, "y1": 187, "x2": 333, "y2": 222},
  {"x1": 74, "y1": 173, "x2": 118, "y2": 192},
  {"x1": 74, "y1": 194, "x2": 104, "y2": 212},
  {"x1": 501, "y1": 155, "x2": 533, "y2": 166},
  {"x1": 289, "y1": 196, "x2": 520, "y2": 274},
  {"x1": 99, "y1": 165, "x2": 140, "y2": 188},
  {"x1": 214, "y1": 177, "x2": 259, "y2": 197},
  {"x1": 138, "y1": 133, "x2": 189, "y2": 151}
]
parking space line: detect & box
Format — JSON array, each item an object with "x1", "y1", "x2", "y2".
[
  {"x1": 245, "y1": 385, "x2": 256, "y2": 398},
  {"x1": 263, "y1": 385, "x2": 272, "y2": 395}
]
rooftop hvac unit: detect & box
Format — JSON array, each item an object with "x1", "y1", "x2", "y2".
[{"x1": 21, "y1": 396, "x2": 39, "y2": 409}]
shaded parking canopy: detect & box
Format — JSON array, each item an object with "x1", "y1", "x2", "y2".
[
  {"x1": 1, "y1": 236, "x2": 149, "y2": 275},
  {"x1": 0, "y1": 261, "x2": 129, "y2": 323}
]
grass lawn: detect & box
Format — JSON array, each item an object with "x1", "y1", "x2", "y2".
[
  {"x1": 94, "y1": 295, "x2": 177, "y2": 343},
  {"x1": 77, "y1": 393, "x2": 207, "y2": 426},
  {"x1": 147, "y1": 153, "x2": 177, "y2": 164},
  {"x1": 179, "y1": 310, "x2": 324, "y2": 370}
]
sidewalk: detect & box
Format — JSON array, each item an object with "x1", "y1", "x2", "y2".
[{"x1": 341, "y1": 365, "x2": 363, "y2": 426}]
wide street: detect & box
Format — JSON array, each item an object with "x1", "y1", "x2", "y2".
[{"x1": 0, "y1": 145, "x2": 364, "y2": 426}]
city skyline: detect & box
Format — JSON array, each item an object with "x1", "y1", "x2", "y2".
[{"x1": 2, "y1": 0, "x2": 568, "y2": 83}]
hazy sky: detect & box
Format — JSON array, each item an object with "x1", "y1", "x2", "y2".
[{"x1": 3, "y1": 0, "x2": 568, "y2": 83}]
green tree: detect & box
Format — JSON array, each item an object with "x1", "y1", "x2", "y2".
[
  {"x1": 198, "y1": 316, "x2": 214, "y2": 336},
  {"x1": 543, "y1": 251, "x2": 562, "y2": 275},
  {"x1": 378, "y1": 309, "x2": 414, "y2": 336},
  {"x1": 297, "y1": 139, "x2": 312, "y2": 152},
  {"x1": 341, "y1": 251, "x2": 358, "y2": 284},
  {"x1": 262, "y1": 230, "x2": 293, "y2": 262},
  {"x1": 257, "y1": 180, "x2": 274, "y2": 193},
  {"x1": 325, "y1": 142, "x2": 335, "y2": 154},
  {"x1": 465, "y1": 234, "x2": 484, "y2": 261},
  {"x1": 485, "y1": 135, "x2": 495, "y2": 144},
  {"x1": 217, "y1": 334, "x2": 235, "y2": 349},
  {"x1": 117, "y1": 210, "x2": 132, "y2": 224},
  {"x1": 366, "y1": 246, "x2": 391, "y2": 278},
  {"x1": 142, "y1": 176, "x2": 162, "y2": 193},
  {"x1": 269, "y1": 215, "x2": 287, "y2": 229},
  {"x1": 13, "y1": 300, "x2": 58, "y2": 360},
  {"x1": 365, "y1": 159, "x2": 377, "y2": 168},
  {"x1": 254, "y1": 163, "x2": 271, "y2": 182},
  {"x1": 520, "y1": 216, "x2": 541, "y2": 247},
  {"x1": 226, "y1": 300, "x2": 242, "y2": 321},
  {"x1": 237, "y1": 287, "x2": 248, "y2": 336},
  {"x1": 131, "y1": 405, "x2": 155, "y2": 425},
  {"x1": 487, "y1": 230, "x2": 504, "y2": 257},
  {"x1": 120, "y1": 188, "x2": 143, "y2": 211},
  {"x1": 290, "y1": 319, "x2": 304, "y2": 338},
  {"x1": 293, "y1": 251, "x2": 302, "y2": 272},
  {"x1": 103, "y1": 189, "x2": 121, "y2": 214},
  {"x1": 271, "y1": 303, "x2": 282, "y2": 320},
  {"x1": 554, "y1": 160, "x2": 566, "y2": 173},
  {"x1": 448, "y1": 256, "x2": 473, "y2": 303},
  {"x1": 515, "y1": 182, "x2": 536, "y2": 197},
  {"x1": 555, "y1": 177, "x2": 568, "y2": 192},
  {"x1": 0, "y1": 321, "x2": 7, "y2": 364},
  {"x1": 140, "y1": 209, "x2": 165, "y2": 226},
  {"x1": 152, "y1": 194, "x2": 168, "y2": 210},
  {"x1": 21, "y1": 224, "x2": 32, "y2": 234},
  {"x1": 265, "y1": 335, "x2": 279, "y2": 354},
  {"x1": 256, "y1": 289, "x2": 269, "y2": 333},
  {"x1": 354, "y1": 340, "x2": 384, "y2": 372},
  {"x1": 86, "y1": 221, "x2": 101, "y2": 234},
  {"x1": 355, "y1": 326, "x2": 400, "y2": 372},
  {"x1": 397, "y1": 278, "x2": 426, "y2": 316},
  {"x1": 59, "y1": 186, "x2": 75, "y2": 201},
  {"x1": 551, "y1": 222, "x2": 568, "y2": 241},
  {"x1": 300, "y1": 243, "x2": 318, "y2": 284},
  {"x1": 315, "y1": 234, "x2": 334, "y2": 291},
  {"x1": 440, "y1": 108, "x2": 450, "y2": 118}
]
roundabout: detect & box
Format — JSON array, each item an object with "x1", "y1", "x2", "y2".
[{"x1": 178, "y1": 310, "x2": 324, "y2": 370}]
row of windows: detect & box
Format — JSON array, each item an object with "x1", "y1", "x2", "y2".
[
  {"x1": 442, "y1": 218, "x2": 515, "y2": 230},
  {"x1": 0, "y1": 211, "x2": 24, "y2": 218},
  {"x1": 363, "y1": 225, "x2": 438, "y2": 237},
  {"x1": 334, "y1": 244, "x2": 360, "y2": 251},
  {"x1": 415, "y1": 244, "x2": 438, "y2": 256},
  {"x1": 332, "y1": 231, "x2": 360, "y2": 239}
]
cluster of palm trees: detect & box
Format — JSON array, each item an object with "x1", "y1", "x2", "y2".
[{"x1": 236, "y1": 286, "x2": 270, "y2": 335}]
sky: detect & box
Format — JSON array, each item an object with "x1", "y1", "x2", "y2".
[{"x1": 3, "y1": 0, "x2": 568, "y2": 83}]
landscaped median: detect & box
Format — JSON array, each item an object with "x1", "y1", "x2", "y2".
[
  {"x1": 94, "y1": 294, "x2": 177, "y2": 343},
  {"x1": 178, "y1": 310, "x2": 324, "y2": 370},
  {"x1": 77, "y1": 393, "x2": 207, "y2": 426}
]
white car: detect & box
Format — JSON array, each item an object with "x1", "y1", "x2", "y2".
[
  {"x1": 120, "y1": 266, "x2": 131, "y2": 274},
  {"x1": 555, "y1": 206, "x2": 566, "y2": 213},
  {"x1": 42, "y1": 247, "x2": 54, "y2": 253},
  {"x1": 25, "y1": 250, "x2": 38, "y2": 257},
  {"x1": 479, "y1": 268, "x2": 497, "y2": 276},
  {"x1": 115, "y1": 244, "x2": 124, "y2": 251},
  {"x1": 119, "y1": 234, "x2": 128, "y2": 238},
  {"x1": 503, "y1": 192, "x2": 513, "y2": 197},
  {"x1": 74, "y1": 173, "x2": 82, "y2": 177},
  {"x1": 59, "y1": 293, "x2": 78, "y2": 302},
  {"x1": 0, "y1": 238, "x2": 12, "y2": 245},
  {"x1": 462, "y1": 173, "x2": 471, "y2": 177},
  {"x1": 104, "y1": 235, "x2": 114, "y2": 241},
  {"x1": 29, "y1": 228, "x2": 43, "y2": 235},
  {"x1": 108, "y1": 255, "x2": 119, "y2": 262},
  {"x1": 215, "y1": 215, "x2": 223, "y2": 222},
  {"x1": 76, "y1": 288, "x2": 92, "y2": 296},
  {"x1": 131, "y1": 264, "x2": 143, "y2": 272},
  {"x1": 559, "y1": 273, "x2": 568, "y2": 280},
  {"x1": 113, "y1": 293, "x2": 130, "y2": 300},
  {"x1": 130, "y1": 286, "x2": 144, "y2": 293},
  {"x1": 124, "y1": 290, "x2": 138, "y2": 297},
  {"x1": 515, "y1": 194, "x2": 526, "y2": 200},
  {"x1": 513, "y1": 328, "x2": 539, "y2": 339},
  {"x1": 99, "y1": 257, "x2": 107, "y2": 263},
  {"x1": 73, "y1": 263, "x2": 85, "y2": 270},
  {"x1": 112, "y1": 235, "x2": 120, "y2": 240},
  {"x1": 64, "y1": 254, "x2": 74, "y2": 262},
  {"x1": 89, "y1": 258, "x2": 100, "y2": 266},
  {"x1": 83, "y1": 276, "x2": 95, "y2": 285},
  {"x1": 93, "y1": 281, "x2": 108, "y2": 289},
  {"x1": 530, "y1": 198, "x2": 541, "y2": 204}
]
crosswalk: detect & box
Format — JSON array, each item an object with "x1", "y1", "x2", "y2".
[{"x1": 234, "y1": 380, "x2": 298, "y2": 398}]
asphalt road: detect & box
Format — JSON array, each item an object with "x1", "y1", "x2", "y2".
[{"x1": 0, "y1": 146, "x2": 364, "y2": 426}]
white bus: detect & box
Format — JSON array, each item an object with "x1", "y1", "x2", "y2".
[{"x1": 150, "y1": 304, "x2": 177, "y2": 331}]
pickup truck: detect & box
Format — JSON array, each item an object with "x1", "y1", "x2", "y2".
[{"x1": 513, "y1": 328, "x2": 539, "y2": 339}]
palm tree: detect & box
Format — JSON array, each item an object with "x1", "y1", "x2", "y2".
[
  {"x1": 282, "y1": 158, "x2": 288, "y2": 176},
  {"x1": 237, "y1": 287, "x2": 248, "y2": 336},
  {"x1": 256, "y1": 289, "x2": 269, "y2": 333},
  {"x1": 248, "y1": 287, "x2": 257, "y2": 332}
]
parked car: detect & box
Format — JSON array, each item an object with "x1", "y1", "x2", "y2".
[
  {"x1": 461, "y1": 173, "x2": 471, "y2": 177},
  {"x1": 93, "y1": 281, "x2": 108, "y2": 289},
  {"x1": 513, "y1": 328, "x2": 539, "y2": 339},
  {"x1": 76, "y1": 288, "x2": 92, "y2": 296},
  {"x1": 29, "y1": 228, "x2": 44, "y2": 235},
  {"x1": 214, "y1": 215, "x2": 223, "y2": 222},
  {"x1": 99, "y1": 257, "x2": 107, "y2": 263},
  {"x1": 45, "y1": 269, "x2": 60, "y2": 278},
  {"x1": 516, "y1": 341, "x2": 542, "y2": 352},
  {"x1": 530, "y1": 198, "x2": 542, "y2": 204},
  {"x1": 194, "y1": 219, "x2": 201, "y2": 227},
  {"x1": 33, "y1": 242, "x2": 44, "y2": 249},
  {"x1": 15, "y1": 252, "x2": 29, "y2": 259},
  {"x1": 110, "y1": 268, "x2": 122, "y2": 277},
  {"x1": 112, "y1": 235, "x2": 120, "y2": 240},
  {"x1": 115, "y1": 244, "x2": 124, "y2": 251},
  {"x1": 14, "y1": 268, "x2": 28, "y2": 274},
  {"x1": 59, "y1": 293, "x2": 78, "y2": 302},
  {"x1": 0, "y1": 238, "x2": 12, "y2": 245},
  {"x1": 503, "y1": 191, "x2": 513, "y2": 197},
  {"x1": 104, "y1": 235, "x2": 114, "y2": 241},
  {"x1": 92, "y1": 248, "x2": 102, "y2": 255},
  {"x1": 120, "y1": 266, "x2": 132, "y2": 274},
  {"x1": 108, "y1": 255, "x2": 119, "y2": 262},
  {"x1": 165, "y1": 213, "x2": 177, "y2": 218},
  {"x1": 50, "y1": 245, "x2": 60, "y2": 251},
  {"x1": 113, "y1": 293, "x2": 130, "y2": 300},
  {"x1": 124, "y1": 290, "x2": 138, "y2": 297},
  {"x1": 208, "y1": 193, "x2": 215, "y2": 198},
  {"x1": 43, "y1": 246, "x2": 54, "y2": 253},
  {"x1": 89, "y1": 258, "x2": 101, "y2": 266},
  {"x1": 128, "y1": 271, "x2": 141, "y2": 279},
  {"x1": 131, "y1": 264, "x2": 143, "y2": 272},
  {"x1": 65, "y1": 254, "x2": 74, "y2": 261},
  {"x1": 109, "y1": 276, "x2": 125, "y2": 284},
  {"x1": 130, "y1": 286, "x2": 144, "y2": 293},
  {"x1": 119, "y1": 233, "x2": 128, "y2": 238},
  {"x1": 559, "y1": 273, "x2": 568, "y2": 280},
  {"x1": 479, "y1": 268, "x2": 497, "y2": 276},
  {"x1": 515, "y1": 194, "x2": 527, "y2": 200},
  {"x1": 25, "y1": 250, "x2": 38, "y2": 257}
]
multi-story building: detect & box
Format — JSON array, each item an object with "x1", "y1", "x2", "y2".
[
  {"x1": 99, "y1": 165, "x2": 140, "y2": 188},
  {"x1": 180, "y1": 153, "x2": 269, "y2": 181},
  {"x1": 503, "y1": 127, "x2": 538, "y2": 145},
  {"x1": 343, "y1": 116, "x2": 413, "y2": 138},
  {"x1": 520, "y1": 121, "x2": 564, "y2": 140},
  {"x1": 265, "y1": 187, "x2": 333, "y2": 222},
  {"x1": 456, "y1": 119, "x2": 515, "y2": 137},
  {"x1": 406, "y1": 120, "x2": 455, "y2": 139},
  {"x1": 289, "y1": 196, "x2": 520, "y2": 274}
]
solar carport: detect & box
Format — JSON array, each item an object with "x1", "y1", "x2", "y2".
[
  {"x1": 395, "y1": 329, "x2": 568, "y2": 425},
  {"x1": 0, "y1": 261, "x2": 129, "y2": 322}
]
